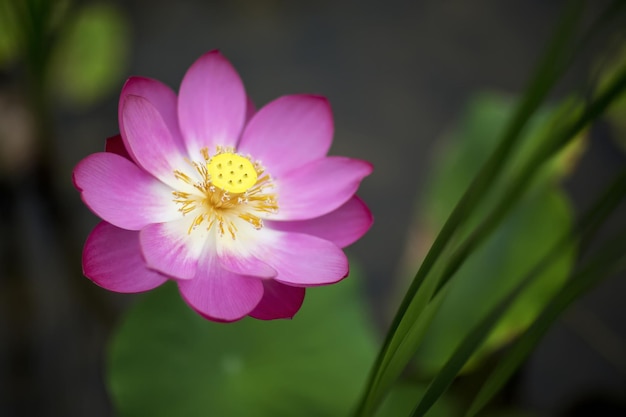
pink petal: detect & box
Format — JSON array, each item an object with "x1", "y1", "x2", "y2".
[
  {"x1": 268, "y1": 196, "x2": 373, "y2": 248},
  {"x1": 255, "y1": 230, "x2": 349, "y2": 287},
  {"x1": 139, "y1": 220, "x2": 208, "y2": 280},
  {"x1": 83, "y1": 222, "x2": 167, "y2": 293},
  {"x1": 219, "y1": 252, "x2": 277, "y2": 278},
  {"x1": 121, "y1": 95, "x2": 188, "y2": 188},
  {"x1": 105, "y1": 134, "x2": 131, "y2": 160},
  {"x1": 274, "y1": 157, "x2": 373, "y2": 220},
  {"x1": 119, "y1": 76, "x2": 183, "y2": 163},
  {"x1": 238, "y1": 95, "x2": 333, "y2": 177},
  {"x1": 73, "y1": 152, "x2": 180, "y2": 230},
  {"x1": 178, "y1": 50, "x2": 246, "y2": 156},
  {"x1": 249, "y1": 280, "x2": 305, "y2": 320},
  {"x1": 178, "y1": 256, "x2": 264, "y2": 322}
]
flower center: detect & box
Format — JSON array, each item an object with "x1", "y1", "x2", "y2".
[
  {"x1": 207, "y1": 152, "x2": 258, "y2": 194},
  {"x1": 172, "y1": 146, "x2": 278, "y2": 239}
]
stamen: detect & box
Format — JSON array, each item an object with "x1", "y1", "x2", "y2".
[{"x1": 174, "y1": 170, "x2": 193, "y2": 184}]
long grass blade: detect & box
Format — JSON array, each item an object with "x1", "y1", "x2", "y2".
[
  {"x1": 463, "y1": 171, "x2": 626, "y2": 417},
  {"x1": 411, "y1": 168, "x2": 626, "y2": 417},
  {"x1": 353, "y1": 3, "x2": 586, "y2": 415},
  {"x1": 404, "y1": 15, "x2": 626, "y2": 417},
  {"x1": 433, "y1": 59, "x2": 626, "y2": 297}
]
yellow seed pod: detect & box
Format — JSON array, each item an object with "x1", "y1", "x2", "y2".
[{"x1": 207, "y1": 153, "x2": 258, "y2": 194}]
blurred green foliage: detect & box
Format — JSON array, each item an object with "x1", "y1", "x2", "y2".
[
  {"x1": 600, "y1": 42, "x2": 626, "y2": 150},
  {"x1": 376, "y1": 383, "x2": 457, "y2": 417},
  {"x1": 0, "y1": 0, "x2": 128, "y2": 106},
  {"x1": 49, "y1": 2, "x2": 129, "y2": 105},
  {"x1": 109, "y1": 269, "x2": 378, "y2": 417},
  {"x1": 0, "y1": 0, "x2": 20, "y2": 65}
]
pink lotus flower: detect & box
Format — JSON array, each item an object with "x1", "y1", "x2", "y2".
[{"x1": 73, "y1": 50, "x2": 372, "y2": 322}]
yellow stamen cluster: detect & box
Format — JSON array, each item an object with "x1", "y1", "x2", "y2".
[{"x1": 172, "y1": 146, "x2": 278, "y2": 239}]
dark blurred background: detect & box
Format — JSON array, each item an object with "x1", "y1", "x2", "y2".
[{"x1": 1, "y1": 0, "x2": 625, "y2": 416}]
